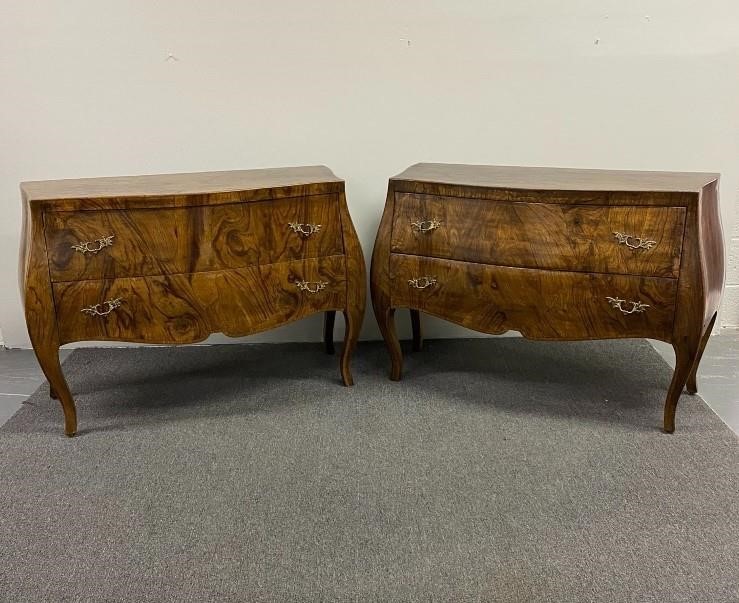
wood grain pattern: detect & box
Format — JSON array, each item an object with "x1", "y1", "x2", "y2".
[
  {"x1": 22, "y1": 166, "x2": 366, "y2": 436},
  {"x1": 53, "y1": 256, "x2": 347, "y2": 345},
  {"x1": 46, "y1": 195, "x2": 343, "y2": 281},
  {"x1": 392, "y1": 180, "x2": 695, "y2": 208},
  {"x1": 371, "y1": 164, "x2": 724, "y2": 432},
  {"x1": 391, "y1": 193, "x2": 686, "y2": 278},
  {"x1": 390, "y1": 254, "x2": 677, "y2": 341}
]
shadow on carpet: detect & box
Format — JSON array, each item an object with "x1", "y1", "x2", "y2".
[{"x1": 1, "y1": 339, "x2": 737, "y2": 602}]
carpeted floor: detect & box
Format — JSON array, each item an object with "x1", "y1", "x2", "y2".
[{"x1": 0, "y1": 339, "x2": 737, "y2": 602}]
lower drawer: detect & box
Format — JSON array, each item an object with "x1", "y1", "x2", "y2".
[
  {"x1": 53, "y1": 256, "x2": 346, "y2": 344},
  {"x1": 390, "y1": 254, "x2": 677, "y2": 341}
]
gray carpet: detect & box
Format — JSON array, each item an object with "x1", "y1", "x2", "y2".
[{"x1": 0, "y1": 339, "x2": 737, "y2": 603}]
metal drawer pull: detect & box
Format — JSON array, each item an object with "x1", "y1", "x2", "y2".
[
  {"x1": 295, "y1": 280, "x2": 328, "y2": 294},
  {"x1": 411, "y1": 219, "x2": 442, "y2": 233},
  {"x1": 81, "y1": 298, "x2": 123, "y2": 317},
  {"x1": 408, "y1": 276, "x2": 437, "y2": 289},
  {"x1": 613, "y1": 231, "x2": 656, "y2": 250},
  {"x1": 71, "y1": 235, "x2": 115, "y2": 255},
  {"x1": 288, "y1": 223, "x2": 322, "y2": 237},
  {"x1": 606, "y1": 296, "x2": 650, "y2": 315}
]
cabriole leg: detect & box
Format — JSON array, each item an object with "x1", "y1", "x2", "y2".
[
  {"x1": 686, "y1": 313, "x2": 717, "y2": 395},
  {"x1": 376, "y1": 306, "x2": 402, "y2": 381},
  {"x1": 340, "y1": 307, "x2": 361, "y2": 386},
  {"x1": 663, "y1": 340, "x2": 698, "y2": 434},
  {"x1": 34, "y1": 344, "x2": 76, "y2": 437}
]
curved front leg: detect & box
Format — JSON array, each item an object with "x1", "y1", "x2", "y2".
[
  {"x1": 23, "y1": 202, "x2": 77, "y2": 437},
  {"x1": 376, "y1": 305, "x2": 403, "y2": 381},
  {"x1": 663, "y1": 340, "x2": 698, "y2": 434},
  {"x1": 35, "y1": 344, "x2": 77, "y2": 437},
  {"x1": 340, "y1": 307, "x2": 361, "y2": 386}
]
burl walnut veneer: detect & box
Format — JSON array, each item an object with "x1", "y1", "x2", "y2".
[
  {"x1": 371, "y1": 164, "x2": 724, "y2": 433},
  {"x1": 21, "y1": 166, "x2": 366, "y2": 436}
]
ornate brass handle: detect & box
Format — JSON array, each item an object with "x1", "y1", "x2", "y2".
[
  {"x1": 411, "y1": 219, "x2": 442, "y2": 233},
  {"x1": 295, "y1": 280, "x2": 328, "y2": 294},
  {"x1": 81, "y1": 298, "x2": 123, "y2": 317},
  {"x1": 71, "y1": 235, "x2": 115, "y2": 255},
  {"x1": 606, "y1": 296, "x2": 650, "y2": 315},
  {"x1": 288, "y1": 223, "x2": 322, "y2": 237},
  {"x1": 613, "y1": 232, "x2": 656, "y2": 251},
  {"x1": 408, "y1": 276, "x2": 437, "y2": 289}
]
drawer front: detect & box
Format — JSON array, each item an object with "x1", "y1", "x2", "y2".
[
  {"x1": 390, "y1": 254, "x2": 677, "y2": 341},
  {"x1": 53, "y1": 256, "x2": 346, "y2": 344},
  {"x1": 45, "y1": 194, "x2": 343, "y2": 282},
  {"x1": 391, "y1": 193, "x2": 686, "y2": 278}
]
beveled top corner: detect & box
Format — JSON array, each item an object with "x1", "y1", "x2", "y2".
[
  {"x1": 391, "y1": 163, "x2": 719, "y2": 193},
  {"x1": 21, "y1": 165, "x2": 342, "y2": 203}
]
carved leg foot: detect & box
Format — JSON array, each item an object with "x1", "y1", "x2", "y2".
[
  {"x1": 340, "y1": 306, "x2": 362, "y2": 386},
  {"x1": 686, "y1": 313, "x2": 717, "y2": 395},
  {"x1": 34, "y1": 345, "x2": 76, "y2": 437},
  {"x1": 323, "y1": 311, "x2": 336, "y2": 355},
  {"x1": 663, "y1": 341, "x2": 697, "y2": 434},
  {"x1": 376, "y1": 307, "x2": 403, "y2": 381},
  {"x1": 410, "y1": 309, "x2": 422, "y2": 352}
]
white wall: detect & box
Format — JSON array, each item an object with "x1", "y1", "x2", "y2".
[
  {"x1": 1, "y1": 1, "x2": 738, "y2": 348},
  {"x1": 727, "y1": 215, "x2": 739, "y2": 328}
]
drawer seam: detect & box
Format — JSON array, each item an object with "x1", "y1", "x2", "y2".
[
  {"x1": 48, "y1": 253, "x2": 349, "y2": 285},
  {"x1": 388, "y1": 252, "x2": 679, "y2": 282}
]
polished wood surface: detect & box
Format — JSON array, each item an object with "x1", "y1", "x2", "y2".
[
  {"x1": 21, "y1": 166, "x2": 343, "y2": 212},
  {"x1": 21, "y1": 167, "x2": 365, "y2": 436},
  {"x1": 371, "y1": 163, "x2": 724, "y2": 433},
  {"x1": 391, "y1": 193, "x2": 686, "y2": 278},
  {"x1": 390, "y1": 254, "x2": 677, "y2": 341},
  {"x1": 392, "y1": 163, "x2": 719, "y2": 193},
  {"x1": 22, "y1": 165, "x2": 341, "y2": 202},
  {"x1": 46, "y1": 195, "x2": 342, "y2": 281},
  {"x1": 54, "y1": 256, "x2": 346, "y2": 345}
]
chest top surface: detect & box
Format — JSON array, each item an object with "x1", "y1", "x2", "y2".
[
  {"x1": 21, "y1": 165, "x2": 342, "y2": 204},
  {"x1": 392, "y1": 163, "x2": 718, "y2": 193}
]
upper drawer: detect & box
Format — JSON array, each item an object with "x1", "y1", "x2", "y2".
[
  {"x1": 391, "y1": 193, "x2": 686, "y2": 278},
  {"x1": 44, "y1": 194, "x2": 343, "y2": 282}
]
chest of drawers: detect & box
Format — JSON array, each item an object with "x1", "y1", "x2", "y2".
[
  {"x1": 21, "y1": 166, "x2": 365, "y2": 436},
  {"x1": 371, "y1": 163, "x2": 724, "y2": 433}
]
